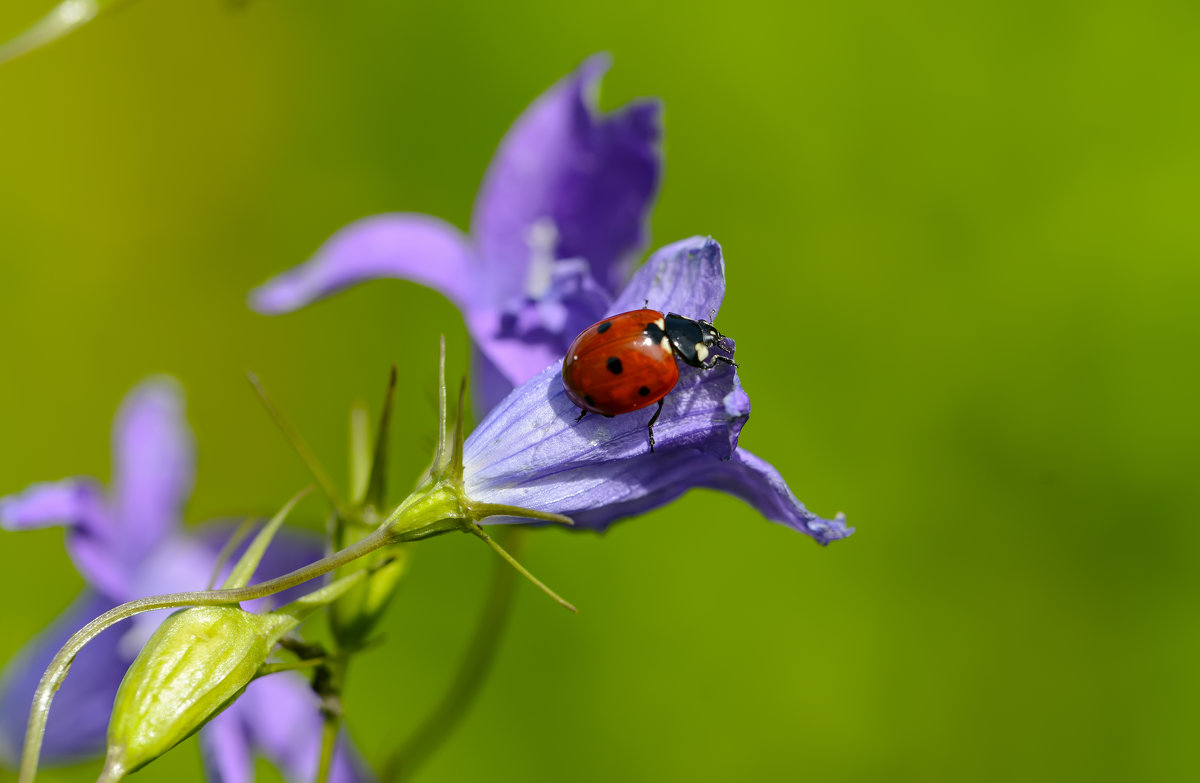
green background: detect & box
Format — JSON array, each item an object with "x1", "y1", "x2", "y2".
[{"x1": 1, "y1": 1, "x2": 1198, "y2": 780}]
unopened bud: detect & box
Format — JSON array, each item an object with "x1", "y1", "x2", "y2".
[{"x1": 103, "y1": 606, "x2": 292, "y2": 778}]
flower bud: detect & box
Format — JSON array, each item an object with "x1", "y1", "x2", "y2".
[{"x1": 103, "y1": 606, "x2": 293, "y2": 778}]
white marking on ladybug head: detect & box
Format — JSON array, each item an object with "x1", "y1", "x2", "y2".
[
  {"x1": 661, "y1": 337, "x2": 672, "y2": 351},
  {"x1": 695, "y1": 343, "x2": 709, "y2": 361},
  {"x1": 654, "y1": 317, "x2": 665, "y2": 329}
]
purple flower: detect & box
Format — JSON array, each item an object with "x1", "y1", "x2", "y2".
[
  {"x1": 0, "y1": 379, "x2": 372, "y2": 782},
  {"x1": 250, "y1": 54, "x2": 662, "y2": 413},
  {"x1": 464, "y1": 237, "x2": 852, "y2": 545}
]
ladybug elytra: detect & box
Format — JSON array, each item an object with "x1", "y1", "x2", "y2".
[{"x1": 562, "y1": 308, "x2": 736, "y2": 452}]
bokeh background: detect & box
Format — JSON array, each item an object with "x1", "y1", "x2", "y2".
[{"x1": 1, "y1": 1, "x2": 1198, "y2": 781}]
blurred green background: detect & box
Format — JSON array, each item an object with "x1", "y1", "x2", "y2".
[{"x1": 1, "y1": 0, "x2": 1198, "y2": 780}]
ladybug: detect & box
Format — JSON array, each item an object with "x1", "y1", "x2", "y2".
[{"x1": 562, "y1": 308, "x2": 736, "y2": 452}]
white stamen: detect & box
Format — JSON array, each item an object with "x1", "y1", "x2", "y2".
[{"x1": 524, "y1": 218, "x2": 559, "y2": 299}]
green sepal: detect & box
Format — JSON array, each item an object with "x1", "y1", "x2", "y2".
[
  {"x1": 331, "y1": 367, "x2": 405, "y2": 648},
  {"x1": 223, "y1": 488, "x2": 311, "y2": 590},
  {"x1": 369, "y1": 346, "x2": 577, "y2": 612}
]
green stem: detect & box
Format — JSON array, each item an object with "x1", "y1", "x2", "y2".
[
  {"x1": 16, "y1": 525, "x2": 396, "y2": 783},
  {"x1": 315, "y1": 689, "x2": 341, "y2": 783},
  {"x1": 380, "y1": 528, "x2": 528, "y2": 783}
]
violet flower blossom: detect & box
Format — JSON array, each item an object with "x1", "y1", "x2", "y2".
[
  {"x1": 464, "y1": 237, "x2": 851, "y2": 544},
  {"x1": 0, "y1": 379, "x2": 371, "y2": 782},
  {"x1": 250, "y1": 54, "x2": 661, "y2": 413}
]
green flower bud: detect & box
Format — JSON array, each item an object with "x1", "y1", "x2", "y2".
[
  {"x1": 329, "y1": 534, "x2": 410, "y2": 649},
  {"x1": 103, "y1": 606, "x2": 293, "y2": 778},
  {"x1": 101, "y1": 558, "x2": 369, "y2": 780}
]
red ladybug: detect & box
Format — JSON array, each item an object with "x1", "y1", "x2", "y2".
[{"x1": 562, "y1": 308, "x2": 736, "y2": 452}]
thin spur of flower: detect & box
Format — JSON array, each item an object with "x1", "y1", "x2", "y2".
[
  {"x1": 251, "y1": 53, "x2": 663, "y2": 413},
  {"x1": 0, "y1": 0, "x2": 125, "y2": 66},
  {"x1": 13, "y1": 368, "x2": 577, "y2": 783}
]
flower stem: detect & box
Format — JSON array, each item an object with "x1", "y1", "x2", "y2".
[
  {"x1": 380, "y1": 527, "x2": 528, "y2": 783},
  {"x1": 316, "y1": 693, "x2": 341, "y2": 783}
]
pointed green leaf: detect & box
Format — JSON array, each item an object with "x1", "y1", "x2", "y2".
[
  {"x1": 348, "y1": 399, "x2": 371, "y2": 505},
  {"x1": 222, "y1": 488, "x2": 311, "y2": 590},
  {"x1": 205, "y1": 517, "x2": 258, "y2": 590},
  {"x1": 365, "y1": 365, "x2": 398, "y2": 510},
  {"x1": 248, "y1": 372, "x2": 345, "y2": 512}
]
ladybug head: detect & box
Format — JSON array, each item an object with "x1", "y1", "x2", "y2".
[{"x1": 696, "y1": 318, "x2": 732, "y2": 353}]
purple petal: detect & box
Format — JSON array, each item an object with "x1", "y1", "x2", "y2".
[
  {"x1": 464, "y1": 364, "x2": 846, "y2": 543},
  {"x1": 464, "y1": 356, "x2": 744, "y2": 510},
  {"x1": 609, "y1": 236, "x2": 726, "y2": 321},
  {"x1": 0, "y1": 478, "x2": 130, "y2": 599},
  {"x1": 472, "y1": 53, "x2": 662, "y2": 300},
  {"x1": 0, "y1": 591, "x2": 127, "y2": 767},
  {"x1": 199, "y1": 704, "x2": 253, "y2": 783},
  {"x1": 466, "y1": 255, "x2": 613, "y2": 403},
  {"x1": 695, "y1": 449, "x2": 853, "y2": 545},
  {"x1": 111, "y1": 378, "x2": 194, "y2": 566},
  {"x1": 250, "y1": 214, "x2": 478, "y2": 314},
  {"x1": 216, "y1": 675, "x2": 374, "y2": 783},
  {"x1": 0, "y1": 479, "x2": 107, "y2": 533},
  {"x1": 564, "y1": 448, "x2": 851, "y2": 544},
  {"x1": 471, "y1": 346, "x2": 517, "y2": 421}
]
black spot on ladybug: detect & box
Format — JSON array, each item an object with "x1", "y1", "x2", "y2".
[
  {"x1": 638, "y1": 386, "x2": 651, "y2": 397},
  {"x1": 597, "y1": 321, "x2": 612, "y2": 333},
  {"x1": 644, "y1": 322, "x2": 665, "y2": 343},
  {"x1": 584, "y1": 394, "x2": 596, "y2": 406},
  {"x1": 606, "y1": 357, "x2": 623, "y2": 375}
]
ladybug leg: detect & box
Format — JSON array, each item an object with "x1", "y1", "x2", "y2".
[
  {"x1": 702, "y1": 355, "x2": 739, "y2": 370},
  {"x1": 575, "y1": 408, "x2": 588, "y2": 423},
  {"x1": 647, "y1": 398, "x2": 664, "y2": 453}
]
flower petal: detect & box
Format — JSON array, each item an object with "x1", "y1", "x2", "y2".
[
  {"x1": 609, "y1": 236, "x2": 726, "y2": 321},
  {"x1": 464, "y1": 356, "x2": 746, "y2": 510},
  {"x1": 0, "y1": 591, "x2": 127, "y2": 767},
  {"x1": 466, "y1": 253, "x2": 614, "y2": 408},
  {"x1": 0, "y1": 478, "x2": 130, "y2": 598},
  {"x1": 111, "y1": 378, "x2": 195, "y2": 565},
  {"x1": 576, "y1": 447, "x2": 853, "y2": 545},
  {"x1": 198, "y1": 703, "x2": 253, "y2": 783},
  {"x1": 463, "y1": 334, "x2": 848, "y2": 543},
  {"x1": 0, "y1": 478, "x2": 107, "y2": 533},
  {"x1": 471, "y1": 346, "x2": 517, "y2": 421},
  {"x1": 472, "y1": 53, "x2": 662, "y2": 299},
  {"x1": 249, "y1": 214, "x2": 477, "y2": 314},
  {"x1": 224, "y1": 674, "x2": 375, "y2": 783}
]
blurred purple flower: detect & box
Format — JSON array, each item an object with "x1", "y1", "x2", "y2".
[
  {"x1": 250, "y1": 54, "x2": 662, "y2": 413},
  {"x1": 0, "y1": 379, "x2": 371, "y2": 782},
  {"x1": 465, "y1": 237, "x2": 852, "y2": 545}
]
